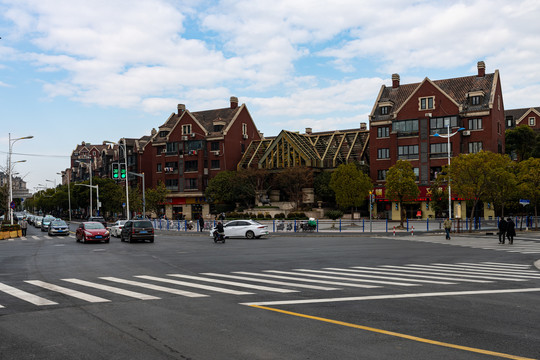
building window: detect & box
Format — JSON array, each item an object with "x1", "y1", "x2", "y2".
[
  {"x1": 430, "y1": 116, "x2": 458, "y2": 135},
  {"x1": 506, "y1": 116, "x2": 514, "y2": 128},
  {"x1": 413, "y1": 167, "x2": 419, "y2": 181},
  {"x1": 469, "y1": 142, "x2": 483, "y2": 154},
  {"x1": 211, "y1": 160, "x2": 220, "y2": 169},
  {"x1": 186, "y1": 178, "x2": 197, "y2": 190},
  {"x1": 213, "y1": 124, "x2": 224, "y2": 132},
  {"x1": 159, "y1": 131, "x2": 169, "y2": 137},
  {"x1": 182, "y1": 124, "x2": 192, "y2": 135},
  {"x1": 468, "y1": 118, "x2": 482, "y2": 130},
  {"x1": 377, "y1": 169, "x2": 388, "y2": 181},
  {"x1": 377, "y1": 148, "x2": 390, "y2": 159},
  {"x1": 419, "y1": 96, "x2": 434, "y2": 110},
  {"x1": 242, "y1": 123, "x2": 247, "y2": 135},
  {"x1": 393, "y1": 119, "x2": 419, "y2": 136},
  {"x1": 529, "y1": 117, "x2": 536, "y2": 126},
  {"x1": 164, "y1": 161, "x2": 177, "y2": 173},
  {"x1": 430, "y1": 166, "x2": 442, "y2": 181},
  {"x1": 210, "y1": 142, "x2": 219, "y2": 151},
  {"x1": 185, "y1": 160, "x2": 198, "y2": 172},
  {"x1": 377, "y1": 127, "x2": 389, "y2": 138},
  {"x1": 157, "y1": 163, "x2": 162, "y2": 172},
  {"x1": 430, "y1": 143, "x2": 451, "y2": 158},
  {"x1": 380, "y1": 106, "x2": 390, "y2": 115},
  {"x1": 166, "y1": 142, "x2": 179, "y2": 154},
  {"x1": 165, "y1": 179, "x2": 178, "y2": 191},
  {"x1": 471, "y1": 96, "x2": 481, "y2": 105},
  {"x1": 398, "y1": 145, "x2": 419, "y2": 159}
]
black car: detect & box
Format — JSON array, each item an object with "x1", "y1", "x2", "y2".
[
  {"x1": 87, "y1": 216, "x2": 107, "y2": 227},
  {"x1": 120, "y1": 220, "x2": 154, "y2": 243}
]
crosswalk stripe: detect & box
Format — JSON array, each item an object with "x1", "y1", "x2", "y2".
[
  {"x1": 234, "y1": 271, "x2": 380, "y2": 288},
  {"x1": 201, "y1": 272, "x2": 339, "y2": 290},
  {"x1": 167, "y1": 274, "x2": 298, "y2": 293},
  {"x1": 456, "y1": 263, "x2": 538, "y2": 273},
  {"x1": 290, "y1": 269, "x2": 420, "y2": 286},
  {"x1": 20, "y1": 237, "x2": 27, "y2": 240},
  {"x1": 326, "y1": 268, "x2": 456, "y2": 285},
  {"x1": 482, "y1": 262, "x2": 531, "y2": 268},
  {"x1": 61, "y1": 278, "x2": 161, "y2": 300},
  {"x1": 352, "y1": 266, "x2": 495, "y2": 283},
  {"x1": 32, "y1": 236, "x2": 39, "y2": 240},
  {"x1": 377, "y1": 266, "x2": 496, "y2": 282},
  {"x1": 398, "y1": 265, "x2": 532, "y2": 280},
  {"x1": 0, "y1": 282, "x2": 57, "y2": 306},
  {"x1": 427, "y1": 264, "x2": 540, "y2": 279},
  {"x1": 100, "y1": 277, "x2": 207, "y2": 298},
  {"x1": 135, "y1": 275, "x2": 253, "y2": 295},
  {"x1": 25, "y1": 280, "x2": 110, "y2": 303}
]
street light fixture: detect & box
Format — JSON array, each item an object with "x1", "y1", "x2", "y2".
[
  {"x1": 434, "y1": 124, "x2": 465, "y2": 219},
  {"x1": 8, "y1": 133, "x2": 33, "y2": 224},
  {"x1": 46, "y1": 179, "x2": 57, "y2": 192},
  {"x1": 58, "y1": 172, "x2": 71, "y2": 222},
  {"x1": 104, "y1": 139, "x2": 130, "y2": 220}
]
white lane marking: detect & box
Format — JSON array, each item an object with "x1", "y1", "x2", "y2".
[
  {"x1": 32, "y1": 236, "x2": 39, "y2": 240},
  {"x1": 20, "y1": 237, "x2": 27, "y2": 241},
  {"x1": 418, "y1": 264, "x2": 540, "y2": 279},
  {"x1": 167, "y1": 274, "x2": 298, "y2": 293},
  {"x1": 234, "y1": 271, "x2": 380, "y2": 288},
  {"x1": 482, "y1": 262, "x2": 531, "y2": 268},
  {"x1": 457, "y1": 263, "x2": 540, "y2": 274},
  {"x1": 100, "y1": 277, "x2": 207, "y2": 298},
  {"x1": 0, "y1": 282, "x2": 57, "y2": 306},
  {"x1": 61, "y1": 278, "x2": 160, "y2": 300},
  {"x1": 272, "y1": 270, "x2": 419, "y2": 287},
  {"x1": 299, "y1": 268, "x2": 452, "y2": 285},
  {"x1": 25, "y1": 280, "x2": 109, "y2": 303},
  {"x1": 135, "y1": 275, "x2": 253, "y2": 295},
  {"x1": 350, "y1": 266, "x2": 494, "y2": 283},
  {"x1": 242, "y1": 287, "x2": 540, "y2": 306},
  {"x1": 201, "y1": 272, "x2": 339, "y2": 290},
  {"x1": 380, "y1": 265, "x2": 515, "y2": 282},
  {"x1": 325, "y1": 267, "x2": 456, "y2": 285}
]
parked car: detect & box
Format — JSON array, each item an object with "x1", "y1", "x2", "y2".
[
  {"x1": 48, "y1": 219, "x2": 70, "y2": 236},
  {"x1": 109, "y1": 220, "x2": 127, "y2": 237},
  {"x1": 34, "y1": 216, "x2": 43, "y2": 228},
  {"x1": 120, "y1": 220, "x2": 154, "y2": 243},
  {"x1": 76, "y1": 222, "x2": 110, "y2": 243},
  {"x1": 41, "y1": 215, "x2": 56, "y2": 232},
  {"x1": 209, "y1": 219, "x2": 269, "y2": 239},
  {"x1": 87, "y1": 216, "x2": 107, "y2": 227}
]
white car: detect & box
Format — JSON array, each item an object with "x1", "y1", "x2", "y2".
[
  {"x1": 209, "y1": 219, "x2": 269, "y2": 239},
  {"x1": 109, "y1": 220, "x2": 127, "y2": 237}
]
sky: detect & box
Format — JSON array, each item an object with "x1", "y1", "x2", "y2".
[{"x1": 1, "y1": 0, "x2": 540, "y2": 193}]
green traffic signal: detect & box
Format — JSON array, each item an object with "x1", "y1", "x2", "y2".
[
  {"x1": 112, "y1": 163, "x2": 119, "y2": 179},
  {"x1": 120, "y1": 164, "x2": 126, "y2": 179}
]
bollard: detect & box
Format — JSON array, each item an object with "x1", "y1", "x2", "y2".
[
  {"x1": 411, "y1": 225, "x2": 414, "y2": 236},
  {"x1": 393, "y1": 226, "x2": 396, "y2": 236}
]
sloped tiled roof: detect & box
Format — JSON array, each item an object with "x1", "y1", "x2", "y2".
[{"x1": 505, "y1": 107, "x2": 540, "y2": 122}]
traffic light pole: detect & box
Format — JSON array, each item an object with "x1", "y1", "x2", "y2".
[{"x1": 129, "y1": 172, "x2": 145, "y2": 217}]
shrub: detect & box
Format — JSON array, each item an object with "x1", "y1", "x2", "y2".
[
  {"x1": 274, "y1": 213, "x2": 286, "y2": 219},
  {"x1": 265, "y1": 213, "x2": 272, "y2": 219},
  {"x1": 325, "y1": 210, "x2": 344, "y2": 220}
]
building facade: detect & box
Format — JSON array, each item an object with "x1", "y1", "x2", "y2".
[{"x1": 505, "y1": 107, "x2": 540, "y2": 131}]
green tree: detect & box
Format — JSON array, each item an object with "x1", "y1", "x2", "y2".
[
  {"x1": 146, "y1": 182, "x2": 169, "y2": 217},
  {"x1": 205, "y1": 171, "x2": 237, "y2": 204},
  {"x1": 273, "y1": 167, "x2": 313, "y2": 210},
  {"x1": 314, "y1": 171, "x2": 335, "y2": 203},
  {"x1": 517, "y1": 157, "x2": 540, "y2": 229},
  {"x1": 235, "y1": 168, "x2": 273, "y2": 208},
  {"x1": 329, "y1": 163, "x2": 372, "y2": 219},
  {"x1": 505, "y1": 125, "x2": 537, "y2": 161},
  {"x1": 483, "y1": 153, "x2": 517, "y2": 218},
  {"x1": 385, "y1": 160, "x2": 419, "y2": 227}
]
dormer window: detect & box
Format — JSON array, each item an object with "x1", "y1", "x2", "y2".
[
  {"x1": 159, "y1": 131, "x2": 169, "y2": 137},
  {"x1": 182, "y1": 124, "x2": 192, "y2": 135},
  {"x1": 213, "y1": 124, "x2": 224, "y2": 132},
  {"x1": 529, "y1": 117, "x2": 536, "y2": 126},
  {"x1": 419, "y1": 96, "x2": 434, "y2": 110},
  {"x1": 380, "y1": 106, "x2": 390, "y2": 115},
  {"x1": 471, "y1": 96, "x2": 481, "y2": 105}
]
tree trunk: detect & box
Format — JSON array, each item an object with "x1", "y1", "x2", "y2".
[
  {"x1": 351, "y1": 206, "x2": 354, "y2": 220},
  {"x1": 399, "y1": 200, "x2": 405, "y2": 228},
  {"x1": 468, "y1": 199, "x2": 480, "y2": 233}
]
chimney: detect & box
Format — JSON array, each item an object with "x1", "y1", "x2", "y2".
[
  {"x1": 360, "y1": 122, "x2": 367, "y2": 130},
  {"x1": 392, "y1": 74, "x2": 400, "y2": 88},
  {"x1": 177, "y1": 104, "x2": 186, "y2": 115},
  {"x1": 230, "y1": 96, "x2": 238, "y2": 109},
  {"x1": 477, "y1": 61, "x2": 485, "y2": 77},
  {"x1": 305, "y1": 127, "x2": 312, "y2": 135}
]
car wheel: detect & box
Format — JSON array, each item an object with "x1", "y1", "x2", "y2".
[
  {"x1": 82, "y1": 235, "x2": 86, "y2": 244},
  {"x1": 246, "y1": 231, "x2": 255, "y2": 239},
  {"x1": 128, "y1": 234, "x2": 132, "y2": 243},
  {"x1": 105, "y1": 239, "x2": 110, "y2": 243},
  {"x1": 149, "y1": 238, "x2": 154, "y2": 243}
]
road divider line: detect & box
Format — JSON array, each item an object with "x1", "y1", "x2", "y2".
[{"x1": 248, "y1": 305, "x2": 536, "y2": 360}]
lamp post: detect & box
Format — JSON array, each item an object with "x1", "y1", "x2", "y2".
[
  {"x1": 104, "y1": 139, "x2": 130, "y2": 220},
  {"x1": 58, "y1": 172, "x2": 71, "y2": 222},
  {"x1": 8, "y1": 133, "x2": 33, "y2": 224},
  {"x1": 74, "y1": 184, "x2": 99, "y2": 216},
  {"x1": 434, "y1": 124, "x2": 465, "y2": 219},
  {"x1": 76, "y1": 160, "x2": 93, "y2": 217},
  {"x1": 46, "y1": 179, "x2": 56, "y2": 191}
]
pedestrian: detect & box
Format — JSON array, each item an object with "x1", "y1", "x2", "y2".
[
  {"x1": 198, "y1": 215, "x2": 204, "y2": 232},
  {"x1": 443, "y1": 217, "x2": 452, "y2": 240},
  {"x1": 506, "y1": 217, "x2": 516, "y2": 245},
  {"x1": 498, "y1": 217, "x2": 507, "y2": 244},
  {"x1": 20, "y1": 217, "x2": 28, "y2": 236}
]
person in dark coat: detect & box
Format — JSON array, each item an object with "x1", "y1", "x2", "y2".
[
  {"x1": 506, "y1": 217, "x2": 516, "y2": 245},
  {"x1": 198, "y1": 215, "x2": 204, "y2": 232},
  {"x1": 498, "y1": 217, "x2": 507, "y2": 244}
]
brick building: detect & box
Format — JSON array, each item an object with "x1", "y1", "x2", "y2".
[
  {"x1": 505, "y1": 107, "x2": 540, "y2": 131},
  {"x1": 369, "y1": 61, "x2": 505, "y2": 220}
]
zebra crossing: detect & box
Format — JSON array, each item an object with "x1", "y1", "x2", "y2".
[
  {"x1": 396, "y1": 234, "x2": 540, "y2": 254},
  {"x1": 0, "y1": 261, "x2": 538, "y2": 310},
  {"x1": 3, "y1": 234, "x2": 74, "y2": 242}
]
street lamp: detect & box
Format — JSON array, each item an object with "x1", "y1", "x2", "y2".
[
  {"x1": 46, "y1": 179, "x2": 57, "y2": 192},
  {"x1": 434, "y1": 124, "x2": 465, "y2": 219},
  {"x1": 8, "y1": 133, "x2": 33, "y2": 224},
  {"x1": 75, "y1": 160, "x2": 93, "y2": 217},
  {"x1": 74, "y1": 183, "x2": 100, "y2": 216},
  {"x1": 58, "y1": 172, "x2": 71, "y2": 222},
  {"x1": 104, "y1": 139, "x2": 130, "y2": 220}
]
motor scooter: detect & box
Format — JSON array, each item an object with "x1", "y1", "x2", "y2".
[{"x1": 213, "y1": 230, "x2": 226, "y2": 243}]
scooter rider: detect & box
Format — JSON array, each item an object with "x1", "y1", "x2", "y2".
[{"x1": 214, "y1": 221, "x2": 225, "y2": 241}]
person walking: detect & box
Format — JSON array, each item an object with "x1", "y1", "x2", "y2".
[
  {"x1": 498, "y1": 217, "x2": 508, "y2": 244},
  {"x1": 20, "y1": 217, "x2": 28, "y2": 236},
  {"x1": 443, "y1": 217, "x2": 452, "y2": 240},
  {"x1": 506, "y1": 217, "x2": 516, "y2": 245},
  {"x1": 198, "y1": 215, "x2": 204, "y2": 232}
]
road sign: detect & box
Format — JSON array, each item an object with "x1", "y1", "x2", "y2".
[
  {"x1": 519, "y1": 199, "x2": 530, "y2": 206},
  {"x1": 10, "y1": 201, "x2": 15, "y2": 209}
]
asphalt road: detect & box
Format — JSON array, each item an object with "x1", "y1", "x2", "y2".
[{"x1": 0, "y1": 224, "x2": 539, "y2": 360}]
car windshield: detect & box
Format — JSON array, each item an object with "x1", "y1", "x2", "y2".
[
  {"x1": 85, "y1": 223, "x2": 105, "y2": 229},
  {"x1": 43, "y1": 217, "x2": 55, "y2": 222},
  {"x1": 52, "y1": 221, "x2": 67, "y2": 226},
  {"x1": 118, "y1": 220, "x2": 127, "y2": 226},
  {"x1": 133, "y1": 221, "x2": 152, "y2": 228}
]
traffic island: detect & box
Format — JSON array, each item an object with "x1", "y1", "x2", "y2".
[{"x1": 0, "y1": 224, "x2": 22, "y2": 240}]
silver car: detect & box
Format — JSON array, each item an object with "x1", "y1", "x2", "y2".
[
  {"x1": 48, "y1": 219, "x2": 70, "y2": 236},
  {"x1": 109, "y1": 220, "x2": 127, "y2": 237}
]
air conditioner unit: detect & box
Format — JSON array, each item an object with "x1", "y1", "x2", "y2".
[
  {"x1": 462, "y1": 130, "x2": 471, "y2": 136},
  {"x1": 425, "y1": 113, "x2": 433, "y2": 118},
  {"x1": 191, "y1": 133, "x2": 196, "y2": 137},
  {"x1": 161, "y1": 149, "x2": 167, "y2": 153},
  {"x1": 212, "y1": 150, "x2": 220, "y2": 156},
  {"x1": 243, "y1": 134, "x2": 248, "y2": 139},
  {"x1": 179, "y1": 154, "x2": 183, "y2": 158},
  {"x1": 182, "y1": 135, "x2": 188, "y2": 141},
  {"x1": 204, "y1": 168, "x2": 209, "y2": 175}
]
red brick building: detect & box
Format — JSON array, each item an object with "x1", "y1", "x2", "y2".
[
  {"x1": 369, "y1": 61, "x2": 505, "y2": 219},
  {"x1": 140, "y1": 96, "x2": 262, "y2": 219},
  {"x1": 505, "y1": 107, "x2": 540, "y2": 131}
]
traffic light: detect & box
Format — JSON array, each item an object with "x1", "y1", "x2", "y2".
[
  {"x1": 112, "y1": 163, "x2": 119, "y2": 179},
  {"x1": 120, "y1": 163, "x2": 127, "y2": 179}
]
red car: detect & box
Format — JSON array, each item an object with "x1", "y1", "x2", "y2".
[{"x1": 76, "y1": 222, "x2": 110, "y2": 243}]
